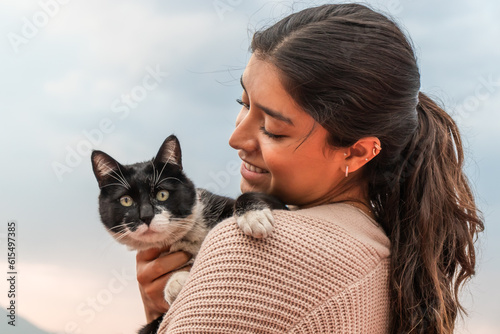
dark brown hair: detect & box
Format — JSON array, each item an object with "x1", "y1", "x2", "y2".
[{"x1": 251, "y1": 4, "x2": 484, "y2": 333}]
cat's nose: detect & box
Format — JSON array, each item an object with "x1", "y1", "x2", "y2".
[{"x1": 140, "y1": 204, "x2": 154, "y2": 225}]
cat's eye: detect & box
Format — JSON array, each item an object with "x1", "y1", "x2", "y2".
[
  {"x1": 156, "y1": 190, "x2": 169, "y2": 202},
  {"x1": 119, "y1": 196, "x2": 133, "y2": 207}
]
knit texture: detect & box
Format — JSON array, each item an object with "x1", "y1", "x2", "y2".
[{"x1": 158, "y1": 203, "x2": 391, "y2": 333}]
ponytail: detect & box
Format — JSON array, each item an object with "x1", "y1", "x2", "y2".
[{"x1": 375, "y1": 92, "x2": 484, "y2": 333}]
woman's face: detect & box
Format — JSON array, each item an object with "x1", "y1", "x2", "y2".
[{"x1": 229, "y1": 55, "x2": 347, "y2": 207}]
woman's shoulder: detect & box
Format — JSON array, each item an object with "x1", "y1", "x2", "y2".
[
  {"x1": 199, "y1": 203, "x2": 390, "y2": 271},
  {"x1": 291, "y1": 203, "x2": 391, "y2": 259}
]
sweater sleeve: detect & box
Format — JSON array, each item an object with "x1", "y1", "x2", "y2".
[{"x1": 158, "y1": 206, "x2": 390, "y2": 333}]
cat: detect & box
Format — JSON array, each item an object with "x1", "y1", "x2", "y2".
[{"x1": 91, "y1": 134, "x2": 287, "y2": 334}]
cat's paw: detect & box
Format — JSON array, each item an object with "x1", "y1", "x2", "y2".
[
  {"x1": 236, "y1": 208, "x2": 274, "y2": 239},
  {"x1": 164, "y1": 270, "x2": 190, "y2": 305}
]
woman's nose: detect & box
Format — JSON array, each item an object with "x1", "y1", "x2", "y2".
[{"x1": 229, "y1": 110, "x2": 258, "y2": 152}]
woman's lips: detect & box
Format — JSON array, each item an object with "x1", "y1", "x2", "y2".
[
  {"x1": 240, "y1": 160, "x2": 270, "y2": 184},
  {"x1": 243, "y1": 162, "x2": 269, "y2": 174}
]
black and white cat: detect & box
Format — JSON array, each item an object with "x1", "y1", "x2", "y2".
[{"x1": 91, "y1": 135, "x2": 287, "y2": 333}]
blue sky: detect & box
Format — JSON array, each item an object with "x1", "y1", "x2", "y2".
[{"x1": 0, "y1": 0, "x2": 499, "y2": 333}]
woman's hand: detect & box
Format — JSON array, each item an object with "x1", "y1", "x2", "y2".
[{"x1": 136, "y1": 247, "x2": 192, "y2": 322}]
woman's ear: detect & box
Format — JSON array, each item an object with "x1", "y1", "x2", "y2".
[{"x1": 344, "y1": 137, "x2": 381, "y2": 174}]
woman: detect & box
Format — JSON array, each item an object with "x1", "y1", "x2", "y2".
[{"x1": 137, "y1": 4, "x2": 483, "y2": 333}]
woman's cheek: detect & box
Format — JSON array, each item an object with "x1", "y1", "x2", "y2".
[{"x1": 268, "y1": 161, "x2": 293, "y2": 189}]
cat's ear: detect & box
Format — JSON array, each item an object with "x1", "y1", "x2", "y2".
[
  {"x1": 154, "y1": 135, "x2": 183, "y2": 169},
  {"x1": 91, "y1": 150, "x2": 122, "y2": 187}
]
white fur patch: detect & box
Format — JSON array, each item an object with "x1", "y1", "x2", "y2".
[
  {"x1": 236, "y1": 208, "x2": 275, "y2": 239},
  {"x1": 164, "y1": 270, "x2": 190, "y2": 305}
]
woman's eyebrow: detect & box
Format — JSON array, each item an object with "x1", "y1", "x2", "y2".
[{"x1": 240, "y1": 75, "x2": 294, "y2": 126}]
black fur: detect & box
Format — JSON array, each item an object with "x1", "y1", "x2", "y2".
[
  {"x1": 234, "y1": 192, "x2": 289, "y2": 216},
  {"x1": 138, "y1": 315, "x2": 163, "y2": 334},
  {"x1": 198, "y1": 188, "x2": 235, "y2": 228}
]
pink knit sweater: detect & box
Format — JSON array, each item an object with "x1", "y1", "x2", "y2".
[{"x1": 158, "y1": 203, "x2": 391, "y2": 333}]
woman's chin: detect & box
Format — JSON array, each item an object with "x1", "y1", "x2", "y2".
[{"x1": 240, "y1": 178, "x2": 267, "y2": 194}]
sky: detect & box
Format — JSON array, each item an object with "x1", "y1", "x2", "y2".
[{"x1": 0, "y1": 0, "x2": 499, "y2": 333}]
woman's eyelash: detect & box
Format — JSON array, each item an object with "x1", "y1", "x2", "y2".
[
  {"x1": 236, "y1": 98, "x2": 285, "y2": 139},
  {"x1": 236, "y1": 98, "x2": 249, "y2": 109},
  {"x1": 260, "y1": 126, "x2": 286, "y2": 139}
]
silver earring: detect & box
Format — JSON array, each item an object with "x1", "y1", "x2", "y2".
[{"x1": 345, "y1": 165, "x2": 349, "y2": 178}]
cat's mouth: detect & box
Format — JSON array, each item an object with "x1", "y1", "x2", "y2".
[
  {"x1": 132, "y1": 224, "x2": 162, "y2": 238},
  {"x1": 140, "y1": 228, "x2": 157, "y2": 236}
]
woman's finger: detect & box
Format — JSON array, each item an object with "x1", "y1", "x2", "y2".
[
  {"x1": 137, "y1": 250, "x2": 192, "y2": 285},
  {"x1": 136, "y1": 246, "x2": 168, "y2": 263}
]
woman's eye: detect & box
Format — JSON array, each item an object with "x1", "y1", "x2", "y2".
[
  {"x1": 236, "y1": 98, "x2": 249, "y2": 109},
  {"x1": 260, "y1": 126, "x2": 286, "y2": 139},
  {"x1": 119, "y1": 196, "x2": 134, "y2": 207},
  {"x1": 156, "y1": 190, "x2": 169, "y2": 202}
]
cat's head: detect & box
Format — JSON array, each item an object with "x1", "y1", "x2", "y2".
[{"x1": 91, "y1": 135, "x2": 198, "y2": 250}]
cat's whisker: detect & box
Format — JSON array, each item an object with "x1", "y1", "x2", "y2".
[
  {"x1": 167, "y1": 218, "x2": 196, "y2": 226},
  {"x1": 113, "y1": 164, "x2": 131, "y2": 189},
  {"x1": 108, "y1": 225, "x2": 128, "y2": 232},
  {"x1": 100, "y1": 162, "x2": 130, "y2": 189},
  {"x1": 108, "y1": 228, "x2": 128, "y2": 236},
  {"x1": 158, "y1": 158, "x2": 170, "y2": 178},
  {"x1": 150, "y1": 161, "x2": 159, "y2": 189},
  {"x1": 100, "y1": 183, "x2": 127, "y2": 189},
  {"x1": 150, "y1": 160, "x2": 160, "y2": 187},
  {"x1": 112, "y1": 229, "x2": 134, "y2": 243},
  {"x1": 121, "y1": 220, "x2": 139, "y2": 227},
  {"x1": 157, "y1": 177, "x2": 183, "y2": 185},
  {"x1": 155, "y1": 156, "x2": 179, "y2": 187},
  {"x1": 168, "y1": 217, "x2": 195, "y2": 222},
  {"x1": 108, "y1": 220, "x2": 139, "y2": 233}
]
